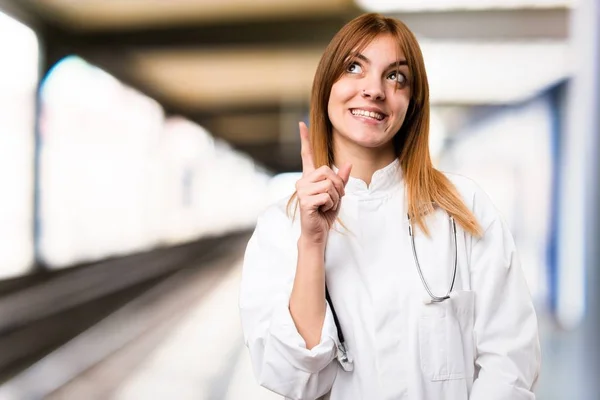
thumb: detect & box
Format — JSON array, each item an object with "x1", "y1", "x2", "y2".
[{"x1": 338, "y1": 163, "x2": 353, "y2": 186}]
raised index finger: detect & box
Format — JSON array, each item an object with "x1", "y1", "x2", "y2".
[{"x1": 299, "y1": 121, "x2": 315, "y2": 174}]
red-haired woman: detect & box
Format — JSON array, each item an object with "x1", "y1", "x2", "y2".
[{"x1": 240, "y1": 13, "x2": 540, "y2": 400}]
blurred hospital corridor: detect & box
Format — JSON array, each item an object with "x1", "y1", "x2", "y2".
[{"x1": 0, "y1": 0, "x2": 599, "y2": 398}]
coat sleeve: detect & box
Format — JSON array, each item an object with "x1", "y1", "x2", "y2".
[
  {"x1": 469, "y1": 214, "x2": 542, "y2": 399},
  {"x1": 239, "y1": 204, "x2": 339, "y2": 400}
]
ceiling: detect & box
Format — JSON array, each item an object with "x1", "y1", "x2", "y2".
[
  {"x1": 0, "y1": 0, "x2": 573, "y2": 172},
  {"x1": 128, "y1": 46, "x2": 322, "y2": 110},
  {"x1": 28, "y1": 0, "x2": 355, "y2": 30},
  {"x1": 126, "y1": 40, "x2": 570, "y2": 111}
]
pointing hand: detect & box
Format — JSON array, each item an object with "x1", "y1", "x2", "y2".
[{"x1": 295, "y1": 122, "x2": 352, "y2": 244}]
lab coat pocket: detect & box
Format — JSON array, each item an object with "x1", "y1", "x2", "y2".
[{"x1": 418, "y1": 291, "x2": 475, "y2": 381}]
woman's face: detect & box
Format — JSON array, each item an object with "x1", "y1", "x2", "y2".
[{"x1": 328, "y1": 34, "x2": 411, "y2": 152}]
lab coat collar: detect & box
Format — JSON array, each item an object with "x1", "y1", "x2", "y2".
[{"x1": 334, "y1": 158, "x2": 403, "y2": 198}]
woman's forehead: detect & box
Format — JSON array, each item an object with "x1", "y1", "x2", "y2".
[{"x1": 348, "y1": 35, "x2": 408, "y2": 65}]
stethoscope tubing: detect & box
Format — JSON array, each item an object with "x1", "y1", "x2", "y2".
[
  {"x1": 325, "y1": 211, "x2": 459, "y2": 368},
  {"x1": 408, "y1": 213, "x2": 458, "y2": 302}
]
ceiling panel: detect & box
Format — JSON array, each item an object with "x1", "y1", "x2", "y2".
[
  {"x1": 129, "y1": 40, "x2": 569, "y2": 111},
  {"x1": 130, "y1": 47, "x2": 323, "y2": 110},
  {"x1": 30, "y1": 0, "x2": 354, "y2": 30}
]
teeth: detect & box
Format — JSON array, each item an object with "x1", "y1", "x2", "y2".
[{"x1": 351, "y1": 109, "x2": 384, "y2": 120}]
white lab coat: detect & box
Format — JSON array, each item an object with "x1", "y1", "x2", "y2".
[{"x1": 239, "y1": 160, "x2": 541, "y2": 400}]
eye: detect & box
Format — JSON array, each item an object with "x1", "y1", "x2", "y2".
[
  {"x1": 346, "y1": 62, "x2": 363, "y2": 74},
  {"x1": 388, "y1": 70, "x2": 407, "y2": 86}
]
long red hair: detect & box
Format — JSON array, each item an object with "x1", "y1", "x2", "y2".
[{"x1": 288, "y1": 13, "x2": 481, "y2": 237}]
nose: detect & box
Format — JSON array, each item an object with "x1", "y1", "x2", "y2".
[{"x1": 361, "y1": 79, "x2": 385, "y2": 101}]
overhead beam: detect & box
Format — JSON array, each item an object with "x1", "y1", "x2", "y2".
[
  {"x1": 55, "y1": 8, "x2": 568, "y2": 52},
  {"x1": 53, "y1": 14, "x2": 352, "y2": 51},
  {"x1": 0, "y1": 0, "x2": 43, "y2": 28}
]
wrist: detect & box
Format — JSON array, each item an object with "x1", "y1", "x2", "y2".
[{"x1": 298, "y1": 234, "x2": 327, "y2": 253}]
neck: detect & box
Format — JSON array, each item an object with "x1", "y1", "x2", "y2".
[{"x1": 333, "y1": 136, "x2": 396, "y2": 186}]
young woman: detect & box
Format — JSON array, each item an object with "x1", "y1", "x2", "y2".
[{"x1": 239, "y1": 13, "x2": 541, "y2": 400}]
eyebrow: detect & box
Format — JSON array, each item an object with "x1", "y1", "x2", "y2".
[{"x1": 355, "y1": 53, "x2": 408, "y2": 69}]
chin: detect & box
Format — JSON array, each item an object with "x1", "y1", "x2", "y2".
[
  {"x1": 349, "y1": 131, "x2": 393, "y2": 149},
  {"x1": 350, "y1": 138, "x2": 382, "y2": 148}
]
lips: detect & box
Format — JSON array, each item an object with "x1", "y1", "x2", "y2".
[{"x1": 350, "y1": 108, "x2": 387, "y2": 121}]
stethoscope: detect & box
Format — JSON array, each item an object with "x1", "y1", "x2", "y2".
[{"x1": 326, "y1": 211, "x2": 458, "y2": 372}]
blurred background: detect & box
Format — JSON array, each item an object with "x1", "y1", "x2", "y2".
[{"x1": 0, "y1": 0, "x2": 597, "y2": 398}]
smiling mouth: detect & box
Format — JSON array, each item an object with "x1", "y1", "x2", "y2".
[{"x1": 350, "y1": 108, "x2": 386, "y2": 121}]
